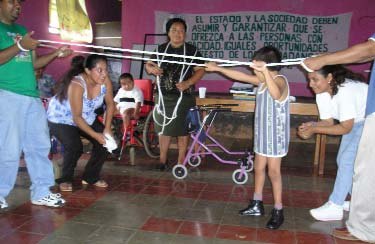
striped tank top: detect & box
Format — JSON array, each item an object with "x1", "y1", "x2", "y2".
[{"x1": 253, "y1": 75, "x2": 290, "y2": 157}]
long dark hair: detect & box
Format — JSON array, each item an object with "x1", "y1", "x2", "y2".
[
  {"x1": 316, "y1": 65, "x2": 365, "y2": 95},
  {"x1": 55, "y1": 54, "x2": 107, "y2": 102}
]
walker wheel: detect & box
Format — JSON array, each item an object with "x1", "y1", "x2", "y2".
[
  {"x1": 172, "y1": 165, "x2": 188, "y2": 179},
  {"x1": 188, "y1": 155, "x2": 201, "y2": 167},
  {"x1": 232, "y1": 169, "x2": 248, "y2": 185}
]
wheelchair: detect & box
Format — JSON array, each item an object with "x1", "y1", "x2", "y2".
[
  {"x1": 111, "y1": 79, "x2": 159, "y2": 164},
  {"x1": 49, "y1": 79, "x2": 160, "y2": 167}
]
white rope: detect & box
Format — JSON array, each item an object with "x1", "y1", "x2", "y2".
[
  {"x1": 38, "y1": 39, "x2": 310, "y2": 68},
  {"x1": 300, "y1": 61, "x2": 314, "y2": 73},
  {"x1": 153, "y1": 43, "x2": 183, "y2": 134},
  {"x1": 40, "y1": 43, "x2": 207, "y2": 67},
  {"x1": 40, "y1": 39, "x2": 239, "y2": 65},
  {"x1": 38, "y1": 39, "x2": 316, "y2": 135},
  {"x1": 39, "y1": 41, "x2": 194, "y2": 135},
  {"x1": 282, "y1": 58, "x2": 305, "y2": 62},
  {"x1": 152, "y1": 43, "x2": 197, "y2": 135},
  {"x1": 219, "y1": 60, "x2": 303, "y2": 67}
]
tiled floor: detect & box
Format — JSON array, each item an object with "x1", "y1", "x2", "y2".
[{"x1": 0, "y1": 143, "x2": 367, "y2": 244}]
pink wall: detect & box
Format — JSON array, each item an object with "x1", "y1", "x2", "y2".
[
  {"x1": 17, "y1": 0, "x2": 121, "y2": 81},
  {"x1": 14, "y1": 0, "x2": 375, "y2": 96},
  {"x1": 122, "y1": 0, "x2": 375, "y2": 96}
]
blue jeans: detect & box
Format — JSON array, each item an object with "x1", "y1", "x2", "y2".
[
  {"x1": 329, "y1": 121, "x2": 364, "y2": 205},
  {"x1": 0, "y1": 90, "x2": 55, "y2": 201}
]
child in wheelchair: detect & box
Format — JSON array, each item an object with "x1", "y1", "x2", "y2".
[{"x1": 114, "y1": 73, "x2": 144, "y2": 128}]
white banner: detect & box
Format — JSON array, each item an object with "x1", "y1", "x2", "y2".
[{"x1": 155, "y1": 11, "x2": 352, "y2": 83}]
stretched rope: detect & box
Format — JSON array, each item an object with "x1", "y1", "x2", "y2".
[
  {"x1": 38, "y1": 40, "x2": 315, "y2": 135},
  {"x1": 38, "y1": 40, "x2": 312, "y2": 69}
]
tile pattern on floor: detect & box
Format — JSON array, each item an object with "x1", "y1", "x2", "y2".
[{"x1": 0, "y1": 144, "x2": 367, "y2": 244}]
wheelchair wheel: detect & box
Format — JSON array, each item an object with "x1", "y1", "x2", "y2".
[
  {"x1": 112, "y1": 117, "x2": 143, "y2": 160},
  {"x1": 232, "y1": 169, "x2": 248, "y2": 185},
  {"x1": 172, "y1": 164, "x2": 188, "y2": 179},
  {"x1": 188, "y1": 155, "x2": 201, "y2": 167},
  {"x1": 143, "y1": 112, "x2": 160, "y2": 158}
]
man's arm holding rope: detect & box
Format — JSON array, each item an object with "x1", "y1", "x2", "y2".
[
  {"x1": 302, "y1": 39, "x2": 375, "y2": 72},
  {"x1": 33, "y1": 45, "x2": 72, "y2": 70}
]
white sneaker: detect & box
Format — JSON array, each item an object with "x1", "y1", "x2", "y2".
[
  {"x1": 50, "y1": 193, "x2": 66, "y2": 204},
  {"x1": 0, "y1": 196, "x2": 8, "y2": 209},
  {"x1": 343, "y1": 201, "x2": 350, "y2": 211},
  {"x1": 31, "y1": 193, "x2": 65, "y2": 208},
  {"x1": 310, "y1": 201, "x2": 343, "y2": 221}
]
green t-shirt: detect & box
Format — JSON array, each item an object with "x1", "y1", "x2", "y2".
[{"x1": 0, "y1": 22, "x2": 39, "y2": 97}]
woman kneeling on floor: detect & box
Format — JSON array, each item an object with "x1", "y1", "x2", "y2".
[{"x1": 47, "y1": 54, "x2": 115, "y2": 191}]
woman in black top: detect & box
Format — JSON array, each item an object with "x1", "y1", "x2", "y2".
[{"x1": 145, "y1": 18, "x2": 205, "y2": 170}]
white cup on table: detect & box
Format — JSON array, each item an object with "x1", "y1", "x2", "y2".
[{"x1": 198, "y1": 87, "x2": 207, "y2": 98}]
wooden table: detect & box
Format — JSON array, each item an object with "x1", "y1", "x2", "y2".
[{"x1": 196, "y1": 96, "x2": 326, "y2": 176}]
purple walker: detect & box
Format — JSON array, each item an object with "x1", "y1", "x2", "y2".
[{"x1": 172, "y1": 104, "x2": 254, "y2": 184}]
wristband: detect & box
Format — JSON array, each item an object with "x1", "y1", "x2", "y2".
[{"x1": 16, "y1": 39, "x2": 30, "y2": 52}]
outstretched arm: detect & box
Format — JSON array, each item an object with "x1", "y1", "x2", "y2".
[
  {"x1": 205, "y1": 62, "x2": 260, "y2": 85},
  {"x1": 33, "y1": 45, "x2": 73, "y2": 69},
  {"x1": 303, "y1": 39, "x2": 375, "y2": 71},
  {"x1": 298, "y1": 118, "x2": 354, "y2": 139},
  {"x1": 0, "y1": 30, "x2": 72, "y2": 67}
]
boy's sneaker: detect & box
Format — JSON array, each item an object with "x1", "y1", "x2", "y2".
[
  {"x1": 31, "y1": 193, "x2": 65, "y2": 207},
  {"x1": 310, "y1": 201, "x2": 343, "y2": 221},
  {"x1": 0, "y1": 196, "x2": 8, "y2": 209},
  {"x1": 343, "y1": 201, "x2": 350, "y2": 212}
]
